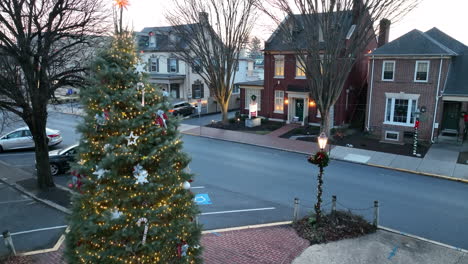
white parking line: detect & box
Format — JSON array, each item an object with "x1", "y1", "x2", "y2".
[
  {"x1": 11, "y1": 225, "x2": 68, "y2": 236},
  {"x1": 191, "y1": 186, "x2": 205, "y2": 189},
  {"x1": 200, "y1": 207, "x2": 275, "y2": 216},
  {"x1": 0, "y1": 199, "x2": 32, "y2": 205}
]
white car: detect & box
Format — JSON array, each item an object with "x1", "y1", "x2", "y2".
[{"x1": 0, "y1": 127, "x2": 63, "y2": 152}]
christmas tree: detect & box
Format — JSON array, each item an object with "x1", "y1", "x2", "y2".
[{"x1": 65, "y1": 3, "x2": 202, "y2": 263}]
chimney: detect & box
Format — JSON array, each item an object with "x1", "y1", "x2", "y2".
[
  {"x1": 378, "y1": 19, "x2": 391, "y2": 47},
  {"x1": 199, "y1": 12, "x2": 209, "y2": 26},
  {"x1": 352, "y1": 0, "x2": 363, "y2": 24}
]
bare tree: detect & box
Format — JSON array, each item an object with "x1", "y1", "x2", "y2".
[
  {"x1": 166, "y1": 0, "x2": 258, "y2": 124},
  {"x1": 0, "y1": 0, "x2": 109, "y2": 189},
  {"x1": 248, "y1": 36, "x2": 262, "y2": 58},
  {"x1": 260, "y1": 0, "x2": 419, "y2": 133}
]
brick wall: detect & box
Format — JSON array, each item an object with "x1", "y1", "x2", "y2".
[{"x1": 366, "y1": 57, "x2": 451, "y2": 142}]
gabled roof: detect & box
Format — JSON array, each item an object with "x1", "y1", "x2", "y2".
[
  {"x1": 443, "y1": 49, "x2": 468, "y2": 96},
  {"x1": 236, "y1": 80, "x2": 264, "y2": 86},
  {"x1": 371, "y1": 28, "x2": 461, "y2": 56},
  {"x1": 264, "y1": 11, "x2": 353, "y2": 51},
  {"x1": 137, "y1": 24, "x2": 197, "y2": 52}
]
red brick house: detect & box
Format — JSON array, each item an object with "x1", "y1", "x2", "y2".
[
  {"x1": 365, "y1": 28, "x2": 468, "y2": 143},
  {"x1": 238, "y1": 12, "x2": 378, "y2": 127}
]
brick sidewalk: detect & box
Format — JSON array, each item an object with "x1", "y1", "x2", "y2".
[{"x1": 4, "y1": 226, "x2": 309, "y2": 264}]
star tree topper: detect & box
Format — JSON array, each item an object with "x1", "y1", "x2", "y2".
[{"x1": 125, "y1": 131, "x2": 139, "y2": 146}]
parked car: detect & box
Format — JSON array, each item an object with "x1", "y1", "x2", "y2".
[
  {"x1": 49, "y1": 144, "x2": 78, "y2": 176},
  {"x1": 169, "y1": 101, "x2": 195, "y2": 117},
  {"x1": 0, "y1": 127, "x2": 62, "y2": 152}
]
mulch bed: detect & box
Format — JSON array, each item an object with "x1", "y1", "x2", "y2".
[
  {"x1": 293, "y1": 211, "x2": 377, "y2": 245},
  {"x1": 279, "y1": 125, "x2": 320, "y2": 139},
  {"x1": 457, "y1": 152, "x2": 468, "y2": 165},
  {"x1": 331, "y1": 133, "x2": 430, "y2": 158},
  {"x1": 206, "y1": 120, "x2": 283, "y2": 134}
]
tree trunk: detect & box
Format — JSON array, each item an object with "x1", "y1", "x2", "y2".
[
  {"x1": 220, "y1": 101, "x2": 229, "y2": 124},
  {"x1": 30, "y1": 112, "x2": 55, "y2": 189},
  {"x1": 320, "y1": 109, "x2": 331, "y2": 136}
]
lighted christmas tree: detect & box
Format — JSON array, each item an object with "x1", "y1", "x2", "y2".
[{"x1": 65, "y1": 2, "x2": 202, "y2": 263}]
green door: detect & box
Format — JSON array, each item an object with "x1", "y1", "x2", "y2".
[
  {"x1": 295, "y1": 99, "x2": 304, "y2": 121},
  {"x1": 442, "y1": 102, "x2": 461, "y2": 130}
]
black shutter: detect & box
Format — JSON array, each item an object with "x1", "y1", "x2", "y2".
[
  {"x1": 156, "y1": 59, "x2": 159, "y2": 72},
  {"x1": 148, "y1": 59, "x2": 151, "y2": 72},
  {"x1": 200, "y1": 83, "x2": 204, "y2": 98},
  {"x1": 176, "y1": 59, "x2": 179, "y2": 73},
  {"x1": 167, "y1": 58, "x2": 170, "y2": 72},
  {"x1": 192, "y1": 83, "x2": 196, "y2": 99}
]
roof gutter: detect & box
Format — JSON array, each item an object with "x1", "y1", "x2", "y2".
[
  {"x1": 366, "y1": 56, "x2": 375, "y2": 131},
  {"x1": 431, "y1": 56, "x2": 444, "y2": 143}
]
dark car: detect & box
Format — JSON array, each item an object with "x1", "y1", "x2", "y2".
[
  {"x1": 49, "y1": 144, "x2": 78, "y2": 176},
  {"x1": 169, "y1": 101, "x2": 195, "y2": 117}
]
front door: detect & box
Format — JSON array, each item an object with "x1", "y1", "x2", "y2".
[
  {"x1": 442, "y1": 102, "x2": 461, "y2": 130},
  {"x1": 295, "y1": 99, "x2": 304, "y2": 121},
  {"x1": 170, "y1": 83, "x2": 180, "y2": 98}
]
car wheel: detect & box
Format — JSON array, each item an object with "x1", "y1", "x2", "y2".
[
  {"x1": 0, "y1": 145, "x2": 3, "y2": 153},
  {"x1": 50, "y1": 163, "x2": 60, "y2": 176}
]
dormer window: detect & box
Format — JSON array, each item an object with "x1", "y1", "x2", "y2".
[
  {"x1": 414, "y1": 61, "x2": 429, "y2": 82},
  {"x1": 149, "y1": 32, "x2": 156, "y2": 48}
]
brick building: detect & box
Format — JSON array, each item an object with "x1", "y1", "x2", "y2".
[
  {"x1": 239, "y1": 12, "x2": 378, "y2": 127},
  {"x1": 366, "y1": 28, "x2": 468, "y2": 143}
]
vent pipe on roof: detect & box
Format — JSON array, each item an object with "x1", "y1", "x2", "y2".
[
  {"x1": 199, "y1": 12, "x2": 209, "y2": 26},
  {"x1": 378, "y1": 19, "x2": 391, "y2": 47}
]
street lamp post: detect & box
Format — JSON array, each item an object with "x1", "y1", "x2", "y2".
[{"x1": 308, "y1": 132, "x2": 329, "y2": 224}]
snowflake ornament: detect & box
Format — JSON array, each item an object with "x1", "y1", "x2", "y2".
[
  {"x1": 134, "y1": 62, "x2": 145, "y2": 75},
  {"x1": 133, "y1": 164, "x2": 149, "y2": 184},
  {"x1": 110, "y1": 209, "x2": 123, "y2": 220},
  {"x1": 93, "y1": 166, "x2": 109, "y2": 179}
]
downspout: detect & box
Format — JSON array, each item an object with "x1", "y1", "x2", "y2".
[
  {"x1": 431, "y1": 57, "x2": 444, "y2": 143},
  {"x1": 366, "y1": 57, "x2": 375, "y2": 130}
]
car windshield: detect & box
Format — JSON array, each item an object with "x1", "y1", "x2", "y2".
[{"x1": 59, "y1": 145, "x2": 78, "y2": 155}]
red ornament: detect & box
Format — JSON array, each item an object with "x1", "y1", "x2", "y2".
[
  {"x1": 188, "y1": 179, "x2": 193, "y2": 183},
  {"x1": 155, "y1": 110, "x2": 168, "y2": 129},
  {"x1": 415, "y1": 120, "x2": 420, "y2": 128}
]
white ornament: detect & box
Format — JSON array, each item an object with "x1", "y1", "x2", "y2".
[
  {"x1": 136, "y1": 217, "x2": 149, "y2": 245},
  {"x1": 93, "y1": 166, "x2": 109, "y2": 179},
  {"x1": 181, "y1": 244, "x2": 189, "y2": 256},
  {"x1": 137, "y1": 82, "x2": 145, "y2": 106},
  {"x1": 193, "y1": 245, "x2": 200, "y2": 249},
  {"x1": 182, "y1": 181, "x2": 191, "y2": 190},
  {"x1": 95, "y1": 112, "x2": 108, "y2": 126},
  {"x1": 133, "y1": 164, "x2": 149, "y2": 184},
  {"x1": 110, "y1": 209, "x2": 123, "y2": 220},
  {"x1": 104, "y1": 144, "x2": 112, "y2": 151},
  {"x1": 125, "y1": 131, "x2": 139, "y2": 146},
  {"x1": 135, "y1": 63, "x2": 145, "y2": 75}
]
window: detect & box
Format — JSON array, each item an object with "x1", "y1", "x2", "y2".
[
  {"x1": 232, "y1": 84, "x2": 240, "y2": 94},
  {"x1": 6, "y1": 131, "x2": 23, "y2": 139},
  {"x1": 274, "y1": 55, "x2": 284, "y2": 78},
  {"x1": 149, "y1": 57, "x2": 159, "y2": 72},
  {"x1": 192, "y1": 80, "x2": 204, "y2": 99},
  {"x1": 414, "y1": 61, "x2": 429, "y2": 82},
  {"x1": 385, "y1": 97, "x2": 418, "y2": 125},
  {"x1": 245, "y1": 89, "x2": 261, "y2": 110},
  {"x1": 274, "y1": 90, "x2": 284, "y2": 113},
  {"x1": 296, "y1": 57, "x2": 306, "y2": 78},
  {"x1": 168, "y1": 58, "x2": 178, "y2": 73},
  {"x1": 192, "y1": 58, "x2": 202, "y2": 73},
  {"x1": 382, "y1": 61, "x2": 395, "y2": 81},
  {"x1": 385, "y1": 131, "x2": 399, "y2": 141}
]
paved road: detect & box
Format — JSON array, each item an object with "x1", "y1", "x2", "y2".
[{"x1": 1, "y1": 112, "x2": 468, "y2": 251}]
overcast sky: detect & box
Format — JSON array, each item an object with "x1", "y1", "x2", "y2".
[{"x1": 116, "y1": 0, "x2": 468, "y2": 45}]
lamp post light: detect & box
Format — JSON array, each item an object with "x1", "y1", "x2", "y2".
[{"x1": 308, "y1": 132, "x2": 329, "y2": 225}]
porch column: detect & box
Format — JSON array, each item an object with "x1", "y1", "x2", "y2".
[{"x1": 287, "y1": 95, "x2": 292, "y2": 124}]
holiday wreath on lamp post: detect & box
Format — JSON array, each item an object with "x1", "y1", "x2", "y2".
[{"x1": 307, "y1": 150, "x2": 329, "y2": 168}]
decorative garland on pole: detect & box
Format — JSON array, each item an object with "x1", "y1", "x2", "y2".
[{"x1": 307, "y1": 150, "x2": 329, "y2": 224}]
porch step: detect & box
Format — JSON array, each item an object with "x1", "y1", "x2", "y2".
[
  {"x1": 437, "y1": 135, "x2": 462, "y2": 145},
  {"x1": 441, "y1": 129, "x2": 458, "y2": 137}
]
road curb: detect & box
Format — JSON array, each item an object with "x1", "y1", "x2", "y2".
[
  {"x1": 0, "y1": 160, "x2": 71, "y2": 215},
  {"x1": 202, "y1": 221, "x2": 293, "y2": 234},
  {"x1": 17, "y1": 228, "x2": 69, "y2": 256},
  {"x1": 182, "y1": 131, "x2": 468, "y2": 185},
  {"x1": 378, "y1": 226, "x2": 468, "y2": 253}
]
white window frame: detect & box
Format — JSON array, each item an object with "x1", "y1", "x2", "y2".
[
  {"x1": 232, "y1": 84, "x2": 240, "y2": 94},
  {"x1": 295, "y1": 56, "x2": 306, "y2": 79},
  {"x1": 383, "y1": 93, "x2": 419, "y2": 127},
  {"x1": 274, "y1": 90, "x2": 284, "y2": 113},
  {"x1": 244, "y1": 89, "x2": 261, "y2": 110},
  {"x1": 385, "y1": 131, "x2": 399, "y2": 141},
  {"x1": 150, "y1": 57, "x2": 158, "y2": 72},
  {"x1": 169, "y1": 58, "x2": 178, "y2": 73},
  {"x1": 382, "y1": 61, "x2": 395, "y2": 81},
  {"x1": 414, "y1": 60, "x2": 430, "y2": 83},
  {"x1": 274, "y1": 55, "x2": 285, "y2": 78}
]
